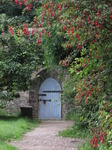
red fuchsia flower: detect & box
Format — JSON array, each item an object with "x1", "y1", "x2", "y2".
[
  {"x1": 38, "y1": 23, "x2": 41, "y2": 27},
  {"x1": 110, "y1": 15, "x2": 112, "y2": 19},
  {"x1": 52, "y1": 1, "x2": 55, "y2": 7},
  {"x1": 96, "y1": 11, "x2": 100, "y2": 17},
  {"x1": 89, "y1": 92, "x2": 91, "y2": 97},
  {"x1": 18, "y1": 1, "x2": 22, "y2": 6},
  {"x1": 65, "y1": 45, "x2": 69, "y2": 49},
  {"x1": 92, "y1": 21, "x2": 96, "y2": 26},
  {"x1": 60, "y1": 4, "x2": 62, "y2": 11},
  {"x1": 108, "y1": 107, "x2": 111, "y2": 112},
  {"x1": 15, "y1": 0, "x2": 18, "y2": 4},
  {"x1": 97, "y1": 24, "x2": 101, "y2": 28},
  {"x1": 37, "y1": 39, "x2": 41, "y2": 45},
  {"x1": 26, "y1": 28, "x2": 29, "y2": 35},
  {"x1": 23, "y1": 26, "x2": 27, "y2": 34},
  {"x1": 73, "y1": 17, "x2": 76, "y2": 21},
  {"x1": 85, "y1": 98, "x2": 88, "y2": 104},
  {"x1": 9, "y1": 26, "x2": 14, "y2": 35},
  {"x1": 48, "y1": 22, "x2": 52, "y2": 27},
  {"x1": 82, "y1": 11, "x2": 85, "y2": 18},
  {"x1": 28, "y1": 6, "x2": 31, "y2": 12},
  {"x1": 49, "y1": 3, "x2": 53, "y2": 7},
  {"x1": 10, "y1": 0, "x2": 13, "y2": 3},
  {"x1": 18, "y1": 30, "x2": 20, "y2": 35},
  {"x1": 25, "y1": 7, "x2": 27, "y2": 11},
  {"x1": 90, "y1": 140, "x2": 93, "y2": 148},
  {"x1": 99, "y1": 137, "x2": 102, "y2": 143},
  {"x1": 56, "y1": 5, "x2": 59, "y2": 9},
  {"x1": 32, "y1": 29, "x2": 34, "y2": 35},
  {"x1": 82, "y1": 93, "x2": 84, "y2": 98},
  {"x1": 75, "y1": 103, "x2": 77, "y2": 106},
  {"x1": 45, "y1": 4, "x2": 48, "y2": 9},
  {"x1": 42, "y1": 28, "x2": 46, "y2": 34},
  {"x1": 97, "y1": 49, "x2": 99, "y2": 54},
  {"x1": 67, "y1": 24, "x2": 70, "y2": 28},
  {"x1": 83, "y1": 79, "x2": 85, "y2": 83},
  {"x1": 70, "y1": 27, "x2": 74, "y2": 34},
  {"x1": 64, "y1": 26, "x2": 66, "y2": 31},
  {"x1": 94, "y1": 142, "x2": 98, "y2": 148},
  {"x1": 84, "y1": 63, "x2": 86, "y2": 67},
  {"x1": 10, "y1": 30, "x2": 14, "y2": 35},
  {"x1": 102, "y1": 137, "x2": 106, "y2": 143},
  {"x1": 39, "y1": 33, "x2": 41, "y2": 38},
  {"x1": 42, "y1": 11, "x2": 46, "y2": 16},
  {"x1": 76, "y1": 33, "x2": 78, "y2": 38},
  {"x1": 65, "y1": 62, "x2": 69, "y2": 67},
  {"x1": 53, "y1": 12, "x2": 56, "y2": 18},
  {"x1": 88, "y1": 17, "x2": 90, "y2": 24},
  {"x1": 41, "y1": 18, "x2": 44, "y2": 23}
]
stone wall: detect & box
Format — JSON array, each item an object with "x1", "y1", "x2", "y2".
[
  {"x1": 4, "y1": 68, "x2": 67, "y2": 118},
  {"x1": 5, "y1": 91, "x2": 29, "y2": 114}
]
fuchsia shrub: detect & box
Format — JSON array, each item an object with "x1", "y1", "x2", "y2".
[{"x1": 8, "y1": 0, "x2": 112, "y2": 149}]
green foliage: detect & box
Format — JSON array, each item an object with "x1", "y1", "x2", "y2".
[
  {"x1": 78, "y1": 142, "x2": 96, "y2": 150},
  {"x1": 38, "y1": 0, "x2": 112, "y2": 149},
  {"x1": 59, "y1": 112, "x2": 91, "y2": 140},
  {"x1": 62, "y1": 74, "x2": 76, "y2": 113},
  {"x1": 0, "y1": 116, "x2": 40, "y2": 150},
  {"x1": 43, "y1": 32, "x2": 66, "y2": 68},
  {"x1": 79, "y1": 141, "x2": 109, "y2": 150},
  {"x1": 0, "y1": 117, "x2": 40, "y2": 141},
  {"x1": 0, "y1": 108, "x2": 8, "y2": 115},
  {"x1": 0, "y1": 2, "x2": 45, "y2": 101},
  {"x1": 0, "y1": 34, "x2": 44, "y2": 100},
  {"x1": 59, "y1": 125, "x2": 90, "y2": 139},
  {"x1": 0, "y1": 142, "x2": 18, "y2": 150},
  {"x1": 0, "y1": 13, "x2": 8, "y2": 33}
]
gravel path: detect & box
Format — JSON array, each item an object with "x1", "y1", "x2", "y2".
[{"x1": 10, "y1": 120, "x2": 84, "y2": 150}]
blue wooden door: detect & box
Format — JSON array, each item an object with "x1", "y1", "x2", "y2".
[{"x1": 39, "y1": 78, "x2": 61, "y2": 119}]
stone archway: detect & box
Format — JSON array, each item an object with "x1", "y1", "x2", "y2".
[{"x1": 29, "y1": 68, "x2": 65, "y2": 119}]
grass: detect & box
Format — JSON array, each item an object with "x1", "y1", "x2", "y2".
[
  {"x1": 0, "y1": 115, "x2": 40, "y2": 150},
  {"x1": 59, "y1": 125, "x2": 91, "y2": 139},
  {"x1": 59, "y1": 112, "x2": 92, "y2": 150},
  {"x1": 0, "y1": 142, "x2": 18, "y2": 150},
  {"x1": 79, "y1": 141, "x2": 109, "y2": 150},
  {"x1": 59, "y1": 123, "x2": 93, "y2": 150},
  {"x1": 78, "y1": 141, "x2": 94, "y2": 150}
]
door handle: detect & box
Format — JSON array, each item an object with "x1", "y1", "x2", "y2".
[
  {"x1": 39, "y1": 99, "x2": 51, "y2": 101},
  {"x1": 39, "y1": 99, "x2": 51, "y2": 103}
]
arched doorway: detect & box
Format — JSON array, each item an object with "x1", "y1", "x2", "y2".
[{"x1": 39, "y1": 78, "x2": 62, "y2": 119}]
